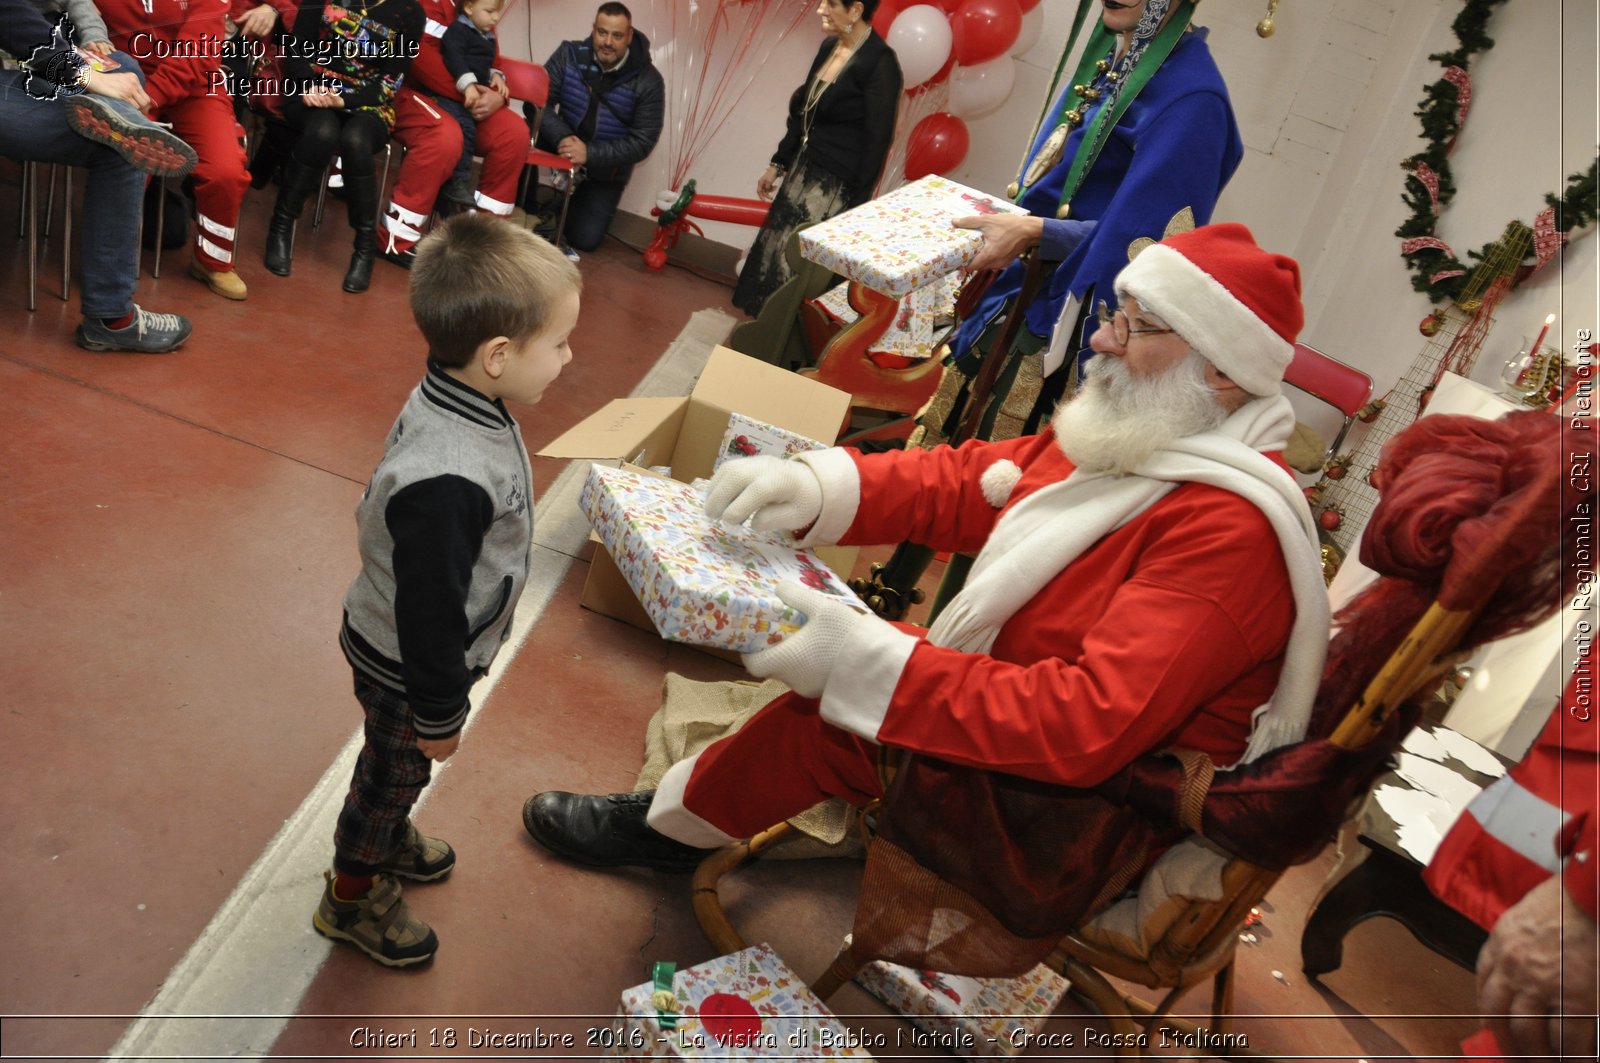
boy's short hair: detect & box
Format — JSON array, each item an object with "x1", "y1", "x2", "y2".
[{"x1": 410, "y1": 215, "x2": 581, "y2": 369}]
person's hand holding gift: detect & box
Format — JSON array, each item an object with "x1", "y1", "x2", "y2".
[{"x1": 743, "y1": 581, "x2": 875, "y2": 698}]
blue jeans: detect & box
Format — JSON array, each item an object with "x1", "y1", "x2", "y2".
[
  {"x1": 0, "y1": 52, "x2": 152, "y2": 320},
  {"x1": 562, "y1": 176, "x2": 626, "y2": 252}
]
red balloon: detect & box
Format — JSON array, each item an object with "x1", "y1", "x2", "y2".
[
  {"x1": 904, "y1": 112, "x2": 969, "y2": 180},
  {"x1": 929, "y1": 0, "x2": 965, "y2": 12},
  {"x1": 951, "y1": 0, "x2": 1022, "y2": 65},
  {"x1": 1017, "y1": 0, "x2": 1041, "y2": 10}
]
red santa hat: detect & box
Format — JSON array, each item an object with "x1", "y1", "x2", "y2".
[{"x1": 1115, "y1": 223, "x2": 1304, "y2": 397}]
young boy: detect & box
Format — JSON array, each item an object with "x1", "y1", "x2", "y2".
[
  {"x1": 435, "y1": 0, "x2": 507, "y2": 215},
  {"x1": 314, "y1": 214, "x2": 581, "y2": 967}
]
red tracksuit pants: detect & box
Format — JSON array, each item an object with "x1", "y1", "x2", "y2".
[
  {"x1": 647, "y1": 692, "x2": 886, "y2": 847},
  {"x1": 157, "y1": 90, "x2": 248, "y2": 272},
  {"x1": 383, "y1": 89, "x2": 527, "y2": 253}
]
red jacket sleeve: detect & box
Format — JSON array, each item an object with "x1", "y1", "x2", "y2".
[
  {"x1": 404, "y1": 0, "x2": 461, "y2": 100},
  {"x1": 842, "y1": 433, "x2": 1059, "y2": 553},
  {"x1": 134, "y1": 0, "x2": 228, "y2": 113}
]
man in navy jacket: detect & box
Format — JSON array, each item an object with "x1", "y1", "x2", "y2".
[{"x1": 531, "y1": 2, "x2": 664, "y2": 255}]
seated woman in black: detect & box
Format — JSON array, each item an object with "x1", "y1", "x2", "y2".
[
  {"x1": 264, "y1": 0, "x2": 422, "y2": 293},
  {"x1": 731, "y1": 0, "x2": 902, "y2": 318}
]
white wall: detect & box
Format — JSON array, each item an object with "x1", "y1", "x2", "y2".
[{"x1": 498, "y1": 0, "x2": 1598, "y2": 410}]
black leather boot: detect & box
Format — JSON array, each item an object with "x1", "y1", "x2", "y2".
[
  {"x1": 263, "y1": 157, "x2": 322, "y2": 277},
  {"x1": 521, "y1": 790, "x2": 714, "y2": 871},
  {"x1": 341, "y1": 172, "x2": 378, "y2": 293}
]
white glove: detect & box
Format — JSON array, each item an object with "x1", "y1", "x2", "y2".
[
  {"x1": 704, "y1": 456, "x2": 823, "y2": 534},
  {"x1": 743, "y1": 580, "x2": 872, "y2": 698}
]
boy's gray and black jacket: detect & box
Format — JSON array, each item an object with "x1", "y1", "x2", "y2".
[{"x1": 341, "y1": 364, "x2": 534, "y2": 739}]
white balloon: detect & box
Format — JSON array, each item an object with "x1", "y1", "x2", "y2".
[
  {"x1": 948, "y1": 55, "x2": 1016, "y2": 119},
  {"x1": 887, "y1": 4, "x2": 954, "y2": 89},
  {"x1": 1011, "y1": 3, "x2": 1043, "y2": 57}
]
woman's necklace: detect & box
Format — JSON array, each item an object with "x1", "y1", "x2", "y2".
[{"x1": 800, "y1": 26, "x2": 866, "y2": 155}]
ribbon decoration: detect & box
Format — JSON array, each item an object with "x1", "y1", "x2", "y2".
[
  {"x1": 1401, "y1": 236, "x2": 1454, "y2": 256},
  {"x1": 1409, "y1": 162, "x2": 1441, "y2": 214},
  {"x1": 1441, "y1": 65, "x2": 1472, "y2": 127},
  {"x1": 1529, "y1": 203, "x2": 1568, "y2": 275}
]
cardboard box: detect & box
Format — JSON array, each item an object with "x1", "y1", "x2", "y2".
[
  {"x1": 537, "y1": 346, "x2": 857, "y2": 639},
  {"x1": 798, "y1": 175, "x2": 1026, "y2": 298},
  {"x1": 579, "y1": 465, "x2": 862, "y2": 654},
  {"x1": 853, "y1": 956, "x2": 1071, "y2": 1058},
  {"x1": 608, "y1": 943, "x2": 876, "y2": 1060}
]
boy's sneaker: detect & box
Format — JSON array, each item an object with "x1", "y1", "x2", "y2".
[
  {"x1": 374, "y1": 821, "x2": 456, "y2": 882},
  {"x1": 63, "y1": 96, "x2": 197, "y2": 179},
  {"x1": 75, "y1": 306, "x2": 192, "y2": 353},
  {"x1": 312, "y1": 872, "x2": 438, "y2": 967},
  {"x1": 559, "y1": 243, "x2": 580, "y2": 263}
]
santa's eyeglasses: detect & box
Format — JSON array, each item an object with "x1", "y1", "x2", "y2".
[{"x1": 1096, "y1": 300, "x2": 1177, "y2": 346}]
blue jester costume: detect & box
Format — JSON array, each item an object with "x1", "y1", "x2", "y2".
[{"x1": 923, "y1": 15, "x2": 1242, "y2": 444}]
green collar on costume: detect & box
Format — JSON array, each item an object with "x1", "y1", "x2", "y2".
[{"x1": 1012, "y1": 0, "x2": 1195, "y2": 218}]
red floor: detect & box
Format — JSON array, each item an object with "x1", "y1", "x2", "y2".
[{"x1": 0, "y1": 172, "x2": 1480, "y2": 1061}]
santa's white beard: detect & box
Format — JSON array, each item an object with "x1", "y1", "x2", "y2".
[{"x1": 1054, "y1": 352, "x2": 1227, "y2": 474}]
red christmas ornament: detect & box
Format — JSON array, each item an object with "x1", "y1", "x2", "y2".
[
  {"x1": 1324, "y1": 456, "x2": 1349, "y2": 481},
  {"x1": 698, "y1": 994, "x2": 762, "y2": 1047},
  {"x1": 1317, "y1": 507, "x2": 1343, "y2": 531},
  {"x1": 1419, "y1": 312, "x2": 1443, "y2": 337}
]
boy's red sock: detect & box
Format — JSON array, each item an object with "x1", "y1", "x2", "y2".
[
  {"x1": 102, "y1": 311, "x2": 135, "y2": 330},
  {"x1": 332, "y1": 873, "x2": 375, "y2": 901}
]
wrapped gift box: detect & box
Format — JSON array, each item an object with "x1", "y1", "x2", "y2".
[
  {"x1": 609, "y1": 944, "x2": 876, "y2": 1060},
  {"x1": 580, "y1": 464, "x2": 861, "y2": 653},
  {"x1": 712, "y1": 412, "x2": 830, "y2": 474},
  {"x1": 854, "y1": 956, "x2": 1071, "y2": 1059},
  {"x1": 798, "y1": 175, "x2": 1025, "y2": 298}
]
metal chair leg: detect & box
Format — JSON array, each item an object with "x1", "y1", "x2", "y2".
[
  {"x1": 152, "y1": 176, "x2": 165, "y2": 278},
  {"x1": 25, "y1": 161, "x2": 38, "y2": 311},
  {"x1": 61, "y1": 168, "x2": 72, "y2": 302}
]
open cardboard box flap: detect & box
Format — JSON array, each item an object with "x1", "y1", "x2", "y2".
[
  {"x1": 538, "y1": 345, "x2": 858, "y2": 656},
  {"x1": 536, "y1": 345, "x2": 852, "y2": 481}
]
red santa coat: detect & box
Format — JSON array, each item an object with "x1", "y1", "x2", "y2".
[
  {"x1": 668, "y1": 430, "x2": 1297, "y2": 841},
  {"x1": 1425, "y1": 648, "x2": 1599, "y2": 927}
]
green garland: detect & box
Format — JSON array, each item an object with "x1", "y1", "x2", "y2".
[{"x1": 1395, "y1": 0, "x2": 1599, "y2": 305}]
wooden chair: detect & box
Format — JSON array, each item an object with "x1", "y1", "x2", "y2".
[
  {"x1": 499, "y1": 58, "x2": 576, "y2": 247},
  {"x1": 1284, "y1": 343, "x2": 1374, "y2": 467},
  {"x1": 691, "y1": 415, "x2": 1559, "y2": 1058}
]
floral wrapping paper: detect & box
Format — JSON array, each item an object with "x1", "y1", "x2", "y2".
[
  {"x1": 606, "y1": 944, "x2": 876, "y2": 1060},
  {"x1": 797, "y1": 175, "x2": 1026, "y2": 298},
  {"x1": 853, "y1": 957, "x2": 1071, "y2": 1058},
  {"x1": 580, "y1": 464, "x2": 861, "y2": 653},
  {"x1": 813, "y1": 272, "x2": 960, "y2": 362},
  {"x1": 713, "y1": 413, "x2": 829, "y2": 474}
]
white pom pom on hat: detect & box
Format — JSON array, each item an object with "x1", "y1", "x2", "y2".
[{"x1": 1115, "y1": 222, "x2": 1304, "y2": 397}]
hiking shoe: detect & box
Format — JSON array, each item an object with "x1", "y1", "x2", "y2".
[
  {"x1": 522, "y1": 790, "x2": 710, "y2": 871},
  {"x1": 188, "y1": 260, "x2": 248, "y2": 301},
  {"x1": 75, "y1": 306, "x2": 192, "y2": 353},
  {"x1": 558, "y1": 243, "x2": 580, "y2": 263},
  {"x1": 374, "y1": 821, "x2": 455, "y2": 882},
  {"x1": 312, "y1": 872, "x2": 438, "y2": 967},
  {"x1": 63, "y1": 95, "x2": 197, "y2": 179}
]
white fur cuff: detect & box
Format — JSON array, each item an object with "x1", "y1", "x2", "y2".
[
  {"x1": 794, "y1": 448, "x2": 862, "y2": 548},
  {"x1": 818, "y1": 619, "x2": 919, "y2": 741},
  {"x1": 647, "y1": 756, "x2": 740, "y2": 848}
]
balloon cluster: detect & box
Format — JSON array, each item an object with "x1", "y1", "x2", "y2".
[{"x1": 878, "y1": 0, "x2": 1042, "y2": 179}]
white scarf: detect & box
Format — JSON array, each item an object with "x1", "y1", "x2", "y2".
[{"x1": 924, "y1": 395, "x2": 1330, "y2": 764}]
